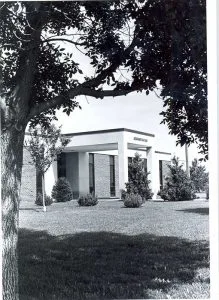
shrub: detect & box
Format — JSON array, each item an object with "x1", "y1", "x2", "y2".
[
  {"x1": 35, "y1": 193, "x2": 53, "y2": 206},
  {"x1": 190, "y1": 158, "x2": 209, "y2": 192},
  {"x1": 51, "y1": 177, "x2": 73, "y2": 202},
  {"x1": 126, "y1": 153, "x2": 153, "y2": 201},
  {"x1": 124, "y1": 193, "x2": 143, "y2": 208},
  {"x1": 206, "y1": 186, "x2": 209, "y2": 200},
  {"x1": 158, "y1": 157, "x2": 196, "y2": 201},
  {"x1": 78, "y1": 194, "x2": 98, "y2": 206},
  {"x1": 120, "y1": 189, "x2": 127, "y2": 200}
]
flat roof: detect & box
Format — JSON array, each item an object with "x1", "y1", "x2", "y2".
[
  {"x1": 155, "y1": 150, "x2": 171, "y2": 155},
  {"x1": 63, "y1": 128, "x2": 155, "y2": 138}
]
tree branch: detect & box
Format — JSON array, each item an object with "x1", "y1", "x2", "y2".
[
  {"x1": 81, "y1": 87, "x2": 133, "y2": 98},
  {"x1": 27, "y1": 25, "x2": 140, "y2": 121},
  {"x1": 27, "y1": 94, "x2": 70, "y2": 120},
  {"x1": 27, "y1": 86, "x2": 134, "y2": 121},
  {"x1": 81, "y1": 39, "x2": 138, "y2": 89},
  {"x1": 43, "y1": 38, "x2": 85, "y2": 46}
]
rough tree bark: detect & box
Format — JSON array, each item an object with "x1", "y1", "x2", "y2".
[
  {"x1": 1, "y1": 124, "x2": 26, "y2": 300},
  {"x1": 1, "y1": 3, "x2": 44, "y2": 297}
]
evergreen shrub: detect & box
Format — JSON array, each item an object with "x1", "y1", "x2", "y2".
[
  {"x1": 124, "y1": 193, "x2": 143, "y2": 208},
  {"x1": 120, "y1": 189, "x2": 127, "y2": 200},
  {"x1": 206, "y1": 186, "x2": 209, "y2": 200},
  {"x1": 158, "y1": 157, "x2": 196, "y2": 201},
  {"x1": 78, "y1": 194, "x2": 98, "y2": 206},
  {"x1": 35, "y1": 193, "x2": 53, "y2": 206},
  {"x1": 51, "y1": 177, "x2": 73, "y2": 202},
  {"x1": 126, "y1": 153, "x2": 153, "y2": 201},
  {"x1": 190, "y1": 158, "x2": 209, "y2": 192}
]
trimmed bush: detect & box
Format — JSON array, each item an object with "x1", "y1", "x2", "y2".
[
  {"x1": 124, "y1": 193, "x2": 143, "y2": 208},
  {"x1": 78, "y1": 194, "x2": 98, "y2": 206},
  {"x1": 51, "y1": 177, "x2": 73, "y2": 202},
  {"x1": 35, "y1": 193, "x2": 53, "y2": 206},
  {"x1": 158, "y1": 157, "x2": 196, "y2": 201}
]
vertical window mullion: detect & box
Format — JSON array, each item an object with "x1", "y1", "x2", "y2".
[
  {"x1": 89, "y1": 153, "x2": 95, "y2": 194},
  {"x1": 159, "y1": 160, "x2": 163, "y2": 189},
  {"x1": 110, "y1": 155, "x2": 115, "y2": 197}
]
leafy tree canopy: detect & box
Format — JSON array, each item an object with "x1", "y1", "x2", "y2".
[
  {"x1": 0, "y1": 0, "x2": 207, "y2": 155},
  {"x1": 24, "y1": 124, "x2": 70, "y2": 174}
]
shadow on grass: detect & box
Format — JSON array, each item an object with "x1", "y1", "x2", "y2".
[
  {"x1": 18, "y1": 229, "x2": 209, "y2": 300},
  {"x1": 19, "y1": 208, "x2": 41, "y2": 212},
  {"x1": 177, "y1": 207, "x2": 209, "y2": 215}
]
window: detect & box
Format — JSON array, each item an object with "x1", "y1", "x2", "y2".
[
  {"x1": 128, "y1": 157, "x2": 132, "y2": 164},
  {"x1": 57, "y1": 152, "x2": 66, "y2": 178},
  {"x1": 36, "y1": 169, "x2": 42, "y2": 194},
  {"x1": 110, "y1": 155, "x2": 115, "y2": 197},
  {"x1": 159, "y1": 160, "x2": 163, "y2": 189},
  {"x1": 143, "y1": 158, "x2": 147, "y2": 173},
  {"x1": 89, "y1": 153, "x2": 95, "y2": 194}
]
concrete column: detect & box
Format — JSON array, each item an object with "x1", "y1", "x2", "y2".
[
  {"x1": 53, "y1": 160, "x2": 58, "y2": 181},
  {"x1": 118, "y1": 136, "x2": 128, "y2": 191},
  {"x1": 66, "y1": 152, "x2": 79, "y2": 198},
  {"x1": 78, "y1": 152, "x2": 89, "y2": 196},
  {"x1": 147, "y1": 147, "x2": 159, "y2": 199},
  {"x1": 45, "y1": 160, "x2": 57, "y2": 196}
]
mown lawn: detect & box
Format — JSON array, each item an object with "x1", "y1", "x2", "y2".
[{"x1": 18, "y1": 199, "x2": 209, "y2": 299}]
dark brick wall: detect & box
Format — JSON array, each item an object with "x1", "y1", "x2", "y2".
[
  {"x1": 94, "y1": 154, "x2": 110, "y2": 198},
  {"x1": 115, "y1": 156, "x2": 120, "y2": 198},
  {"x1": 20, "y1": 148, "x2": 36, "y2": 201},
  {"x1": 94, "y1": 153, "x2": 119, "y2": 198}
]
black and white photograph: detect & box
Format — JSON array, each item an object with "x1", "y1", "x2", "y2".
[{"x1": 0, "y1": 0, "x2": 218, "y2": 299}]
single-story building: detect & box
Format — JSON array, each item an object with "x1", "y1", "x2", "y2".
[{"x1": 21, "y1": 128, "x2": 171, "y2": 200}]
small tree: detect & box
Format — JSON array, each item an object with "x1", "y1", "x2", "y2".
[
  {"x1": 125, "y1": 153, "x2": 152, "y2": 201},
  {"x1": 190, "y1": 158, "x2": 209, "y2": 192},
  {"x1": 159, "y1": 157, "x2": 196, "y2": 201},
  {"x1": 25, "y1": 125, "x2": 69, "y2": 211}
]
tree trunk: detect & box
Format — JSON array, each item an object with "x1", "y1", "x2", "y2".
[
  {"x1": 36, "y1": 168, "x2": 43, "y2": 195},
  {"x1": 1, "y1": 126, "x2": 25, "y2": 300},
  {"x1": 42, "y1": 173, "x2": 46, "y2": 212}
]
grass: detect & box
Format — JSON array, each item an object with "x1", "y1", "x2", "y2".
[
  {"x1": 18, "y1": 199, "x2": 209, "y2": 299},
  {"x1": 177, "y1": 207, "x2": 209, "y2": 215}
]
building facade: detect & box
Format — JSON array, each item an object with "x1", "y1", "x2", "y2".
[{"x1": 21, "y1": 128, "x2": 171, "y2": 200}]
